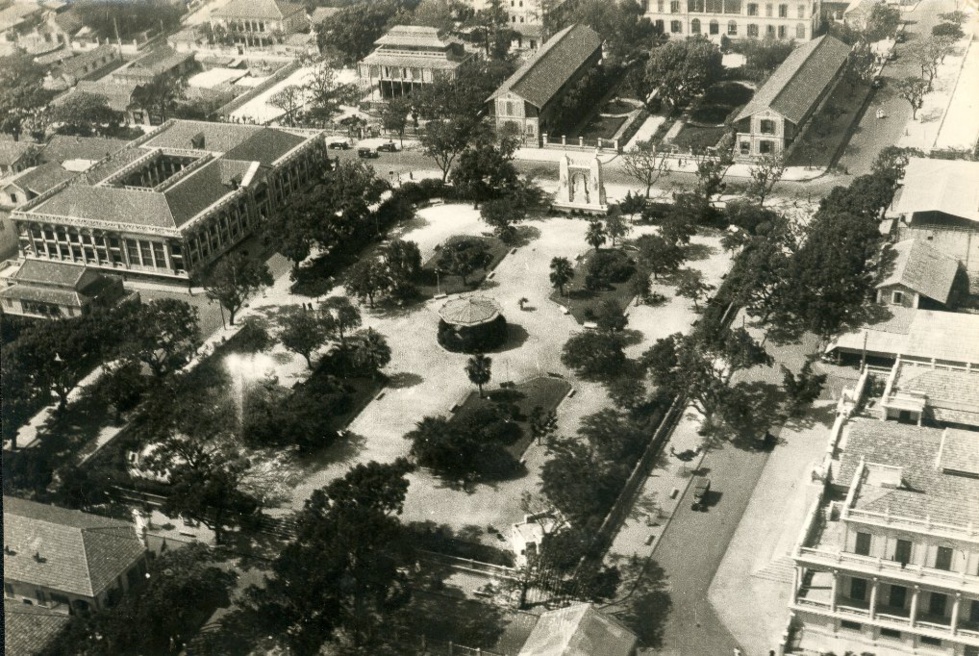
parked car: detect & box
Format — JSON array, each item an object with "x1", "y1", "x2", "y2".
[
  {"x1": 376, "y1": 141, "x2": 399, "y2": 153},
  {"x1": 328, "y1": 140, "x2": 350, "y2": 150},
  {"x1": 691, "y1": 477, "x2": 711, "y2": 511},
  {"x1": 357, "y1": 147, "x2": 379, "y2": 159}
]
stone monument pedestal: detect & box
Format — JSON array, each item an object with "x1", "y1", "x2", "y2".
[{"x1": 553, "y1": 151, "x2": 608, "y2": 215}]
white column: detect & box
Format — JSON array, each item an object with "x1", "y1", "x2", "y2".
[
  {"x1": 830, "y1": 570, "x2": 838, "y2": 612},
  {"x1": 791, "y1": 566, "x2": 800, "y2": 604},
  {"x1": 951, "y1": 593, "x2": 961, "y2": 633},
  {"x1": 869, "y1": 577, "x2": 878, "y2": 619},
  {"x1": 910, "y1": 585, "x2": 919, "y2": 627}
]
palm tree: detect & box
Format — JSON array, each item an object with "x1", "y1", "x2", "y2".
[
  {"x1": 549, "y1": 257, "x2": 574, "y2": 296},
  {"x1": 465, "y1": 353, "x2": 492, "y2": 398},
  {"x1": 586, "y1": 219, "x2": 607, "y2": 251},
  {"x1": 353, "y1": 328, "x2": 392, "y2": 377}
]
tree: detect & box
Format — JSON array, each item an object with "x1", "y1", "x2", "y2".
[
  {"x1": 436, "y1": 237, "x2": 492, "y2": 285},
  {"x1": 561, "y1": 0, "x2": 655, "y2": 68},
  {"x1": 908, "y1": 40, "x2": 941, "y2": 91},
  {"x1": 528, "y1": 405, "x2": 558, "y2": 445},
  {"x1": 451, "y1": 138, "x2": 520, "y2": 205},
  {"x1": 382, "y1": 239, "x2": 423, "y2": 302},
  {"x1": 644, "y1": 36, "x2": 723, "y2": 110},
  {"x1": 49, "y1": 92, "x2": 123, "y2": 136},
  {"x1": 279, "y1": 305, "x2": 328, "y2": 368},
  {"x1": 320, "y1": 296, "x2": 362, "y2": 348},
  {"x1": 604, "y1": 206, "x2": 631, "y2": 247},
  {"x1": 131, "y1": 73, "x2": 186, "y2": 122},
  {"x1": 724, "y1": 236, "x2": 791, "y2": 322},
  {"x1": 0, "y1": 52, "x2": 56, "y2": 138},
  {"x1": 405, "y1": 412, "x2": 518, "y2": 484},
  {"x1": 550, "y1": 257, "x2": 574, "y2": 296},
  {"x1": 561, "y1": 332, "x2": 626, "y2": 380},
  {"x1": 675, "y1": 269, "x2": 714, "y2": 310},
  {"x1": 595, "y1": 299, "x2": 628, "y2": 334},
  {"x1": 411, "y1": 0, "x2": 460, "y2": 33},
  {"x1": 586, "y1": 219, "x2": 607, "y2": 251},
  {"x1": 262, "y1": 187, "x2": 320, "y2": 272},
  {"x1": 304, "y1": 59, "x2": 358, "y2": 123},
  {"x1": 862, "y1": 2, "x2": 901, "y2": 42},
  {"x1": 782, "y1": 360, "x2": 827, "y2": 416},
  {"x1": 351, "y1": 328, "x2": 392, "y2": 377},
  {"x1": 422, "y1": 117, "x2": 481, "y2": 182},
  {"x1": 316, "y1": 0, "x2": 409, "y2": 65},
  {"x1": 741, "y1": 37, "x2": 796, "y2": 78},
  {"x1": 480, "y1": 196, "x2": 524, "y2": 243},
  {"x1": 345, "y1": 257, "x2": 389, "y2": 308},
  {"x1": 120, "y1": 298, "x2": 201, "y2": 378},
  {"x1": 381, "y1": 96, "x2": 412, "y2": 146},
  {"x1": 268, "y1": 84, "x2": 306, "y2": 126},
  {"x1": 75, "y1": 0, "x2": 183, "y2": 40},
  {"x1": 745, "y1": 154, "x2": 786, "y2": 205},
  {"x1": 635, "y1": 233, "x2": 685, "y2": 280},
  {"x1": 466, "y1": 353, "x2": 492, "y2": 397},
  {"x1": 204, "y1": 253, "x2": 273, "y2": 326},
  {"x1": 621, "y1": 140, "x2": 672, "y2": 197}
]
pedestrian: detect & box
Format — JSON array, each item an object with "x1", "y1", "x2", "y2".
[{"x1": 734, "y1": 649, "x2": 743, "y2": 656}]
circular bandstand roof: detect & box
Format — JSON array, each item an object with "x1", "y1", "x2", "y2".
[{"x1": 438, "y1": 296, "x2": 502, "y2": 326}]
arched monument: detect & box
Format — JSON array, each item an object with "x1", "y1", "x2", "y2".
[{"x1": 554, "y1": 151, "x2": 608, "y2": 215}]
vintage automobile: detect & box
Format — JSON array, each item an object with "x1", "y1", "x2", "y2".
[
  {"x1": 357, "y1": 147, "x2": 379, "y2": 159},
  {"x1": 691, "y1": 477, "x2": 711, "y2": 511}
]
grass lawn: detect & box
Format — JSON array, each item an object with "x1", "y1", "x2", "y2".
[
  {"x1": 416, "y1": 235, "x2": 510, "y2": 299},
  {"x1": 580, "y1": 114, "x2": 628, "y2": 141},
  {"x1": 603, "y1": 99, "x2": 637, "y2": 115},
  {"x1": 786, "y1": 73, "x2": 872, "y2": 169},
  {"x1": 549, "y1": 248, "x2": 638, "y2": 324},
  {"x1": 450, "y1": 375, "x2": 573, "y2": 460},
  {"x1": 689, "y1": 81, "x2": 753, "y2": 125},
  {"x1": 671, "y1": 123, "x2": 729, "y2": 151}
]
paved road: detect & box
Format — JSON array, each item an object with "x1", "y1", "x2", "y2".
[
  {"x1": 837, "y1": 0, "x2": 957, "y2": 175},
  {"x1": 647, "y1": 439, "x2": 771, "y2": 655}
]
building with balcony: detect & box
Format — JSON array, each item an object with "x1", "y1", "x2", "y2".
[
  {"x1": 641, "y1": 0, "x2": 821, "y2": 41},
  {"x1": 876, "y1": 239, "x2": 968, "y2": 311},
  {"x1": 11, "y1": 120, "x2": 326, "y2": 281},
  {"x1": 878, "y1": 356, "x2": 979, "y2": 431},
  {"x1": 210, "y1": 0, "x2": 306, "y2": 49},
  {"x1": 790, "y1": 419, "x2": 979, "y2": 656},
  {"x1": 357, "y1": 25, "x2": 471, "y2": 104},
  {"x1": 487, "y1": 23, "x2": 603, "y2": 145},
  {"x1": 3, "y1": 496, "x2": 149, "y2": 617},
  {"x1": 733, "y1": 34, "x2": 851, "y2": 159},
  {"x1": 0, "y1": 259, "x2": 126, "y2": 320}
]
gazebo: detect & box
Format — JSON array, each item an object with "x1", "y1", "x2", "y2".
[{"x1": 437, "y1": 296, "x2": 507, "y2": 352}]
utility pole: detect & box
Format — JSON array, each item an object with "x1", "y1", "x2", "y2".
[{"x1": 113, "y1": 16, "x2": 122, "y2": 57}]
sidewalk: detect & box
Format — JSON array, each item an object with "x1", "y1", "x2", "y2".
[{"x1": 933, "y1": 37, "x2": 979, "y2": 151}]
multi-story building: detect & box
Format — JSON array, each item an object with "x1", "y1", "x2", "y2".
[
  {"x1": 0, "y1": 259, "x2": 126, "y2": 320},
  {"x1": 11, "y1": 120, "x2": 326, "y2": 281},
  {"x1": 790, "y1": 419, "x2": 979, "y2": 656},
  {"x1": 209, "y1": 0, "x2": 307, "y2": 49},
  {"x1": 641, "y1": 0, "x2": 822, "y2": 40},
  {"x1": 357, "y1": 26, "x2": 471, "y2": 104}
]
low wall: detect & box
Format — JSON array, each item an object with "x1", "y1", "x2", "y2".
[{"x1": 215, "y1": 59, "x2": 302, "y2": 119}]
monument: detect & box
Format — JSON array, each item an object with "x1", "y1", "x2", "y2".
[{"x1": 553, "y1": 151, "x2": 608, "y2": 215}]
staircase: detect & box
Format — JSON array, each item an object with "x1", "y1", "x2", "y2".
[{"x1": 752, "y1": 555, "x2": 797, "y2": 584}]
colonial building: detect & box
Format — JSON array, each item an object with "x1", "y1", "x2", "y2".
[
  {"x1": 641, "y1": 0, "x2": 822, "y2": 40},
  {"x1": 876, "y1": 239, "x2": 967, "y2": 310},
  {"x1": 0, "y1": 141, "x2": 41, "y2": 177},
  {"x1": 790, "y1": 419, "x2": 979, "y2": 656},
  {"x1": 486, "y1": 24, "x2": 603, "y2": 144},
  {"x1": 109, "y1": 45, "x2": 197, "y2": 86},
  {"x1": 0, "y1": 259, "x2": 126, "y2": 319},
  {"x1": 505, "y1": 0, "x2": 568, "y2": 50},
  {"x1": 878, "y1": 356, "x2": 979, "y2": 430},
  {"x1": 3, "y1": 496, "x2": 149, "y2": 616},
  {"x1": 11, "y1": 120, "x2": 326, "y2": 280},
  {"x1": 890, "y1": 158, "x2": 979, "y2": 292},
  {"x1": 357, "y1": 25, "x2": 471, "y2": 104},
  {"x1": 51, "y1": 79, "x2": 147, "y2": 126},
  {"x1": 43, "y1": 44, "x2": 121, "y2": 91},
  {"x1": 210, "y1": 0, "x2": 307, "y2": 49},
  {"x1": 734, "y1": 34, "x2": 850, "y2": 158}
]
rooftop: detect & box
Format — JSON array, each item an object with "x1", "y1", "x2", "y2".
[
  {"x1": 735, "y1": 35, "x2": 851, "y2": 125},
  {"x1": 518, "y1": 603, "x2": 638, "y2": 656},
  {"x1": 12, "y1": 259, "x2": 90, "y2": 288},
  {"x1": 877, "y1": 238, "x2": 961, "y2": 304},
  {"x1": 488, "y1": 24, "x2": 603, "y2": 110},
  {"x1": 891, "y1": 157, "x2": 979, "y2": 224},
  {"x1": 828, "y1": 308, "x2": 979, "y2": 366},
  {"x1": 0, "y1": 140, "x2": 37, "y2": 168},
  {"x1": 41, "y1": 135, "x2": 129, "y2": 166},
  {"x1": 3, "y1": 496, "x2": 146, "y2": 599},
  {"x1": 52, "y1": 43, "x2": 118, "y2": 77},
  {"x1": 835, "y1": 420, "x2": 979, "y2": 528},
  {"x1": 438, "y1": 296, "x2": 503, "y2": 325},
  {"x1": 891, "y1": 360, "x2": 979, "y2": 427},
  {"x1": 375, "y1": 25, "x2": 455, "y2": 49},
  {"x1": 212, "y1": 0, "x2": 305, "y2": 21},
  {"x1": 4, "y1": 601, "x2": 71, "y2": 656},
  {"x1": 54, "y1": 79, "x2": 140, "y2": 113},
  {"x1": 112, "y1": 45, "x2": 194, "y2": 79},
  {"x1": 4, "y1": 162, "x2": 74, "y2": 196}
]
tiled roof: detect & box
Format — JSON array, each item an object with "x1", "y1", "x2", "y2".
[
  {"x1": 877, "y1": 238, "x2": 960, "y2": 304},
  {"x1": 114, "y1": 45, "x2": 194, "y2": 77},
  {"x1": 837, "y1": 420, "x2": 979, "y2": 528},
  {"x1": 4, "y1": 601, "x2": 71, "y2": 656},
  {"x1": 213, "y1": 0, "x2": 304, "y2": 21},
  {"x1": 3, "y1": 496, "x2": 146, "y2": 599},
  {"x1": 13, "y1": 259, "x2": 88, "y2": 288},
  {"x1": 53, "y1": 10, "x2": 83, "y2": 36},
  {"x1": 163, "y1": 159, "x2": 238, "y2": 227},
  {"x1": 735, "y1": 35, "x2": 851, "y2": 125},
  {"x1": 894, "y1": 363, "x2": 979, "y2": 425},
  {"x1": 361, "y1": 52, "x2": 462, "y2": 69},
  {"x1": 143, "y1": 120, "x2": 265, "y2": 152},
  {"x1": 32, "y1": 185, "x2": 177, "y2": 229},
  {"x1": 53, "y1": 44, "x2": 118, "y2": 77},
  {"x1": 0, "y1": 141, "x2": 36, "y2": 168},
  {"x1": 0, "y1": 4, "x2": 42, "y2": 32},
  {"x1": 829, "y1": 308, "x2": 979, "y2": 365},
  {"x1": 891, "y1": 157, "x2": 979, "y2": 224},
  {"x1": 0, "y1": 283, "x2": 83, "y2": 307},
  {"x1": 489, "y1": 24, "x2": 602, "y2": 109},
  {"x1": 940, "y1": 428, "x2": 979, "y2": 476},
  {"x1": 9, "y1": 162, "x2": 74, "y2": 196},
  {"x1": 56, "y1": 80, "x2": 139, "y2": 113},
  {"x1": 222, "y1": 127, "x2": 305, "y2": 166},
  {"x1": 518, "y1": 603, "x2": 638, "y2": 656},
  {"x1": 375, "y1": 25, "x2": 453, "y2": 49},
  {"x1": 42, "y1": 135, "x2": 129, "y2": 165}
]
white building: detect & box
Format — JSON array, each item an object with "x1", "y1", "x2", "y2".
[{"x1": 641, "y1": 0, "x2": 822, "y2": 41}]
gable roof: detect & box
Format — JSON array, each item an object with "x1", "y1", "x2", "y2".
[
  {"x1": 55, "y1": 80, "x2": 140, "y2": 113},
  {"x1": 3, "y1": 496, "x2": 146, "y2": 599},
  {"x1": 42, "y1": 135, "x2": 129, "y2": 165},
  {"x1": 6, "y1": 162, "x2": 74, "y2": 196},
  {"x1": 0, "y1": 140, "x2": 37, "y2": 168},
  {"x1": 877, "y1": 238, "x2": 960, "y2": 303},
  {"x1": 891, "y1": 157, "x2": 979, "y2": 224},
  {"x1": 12, "y1": 259, "x2": 89, "y2": 287},
  {"x1": 53, "y1": 44, "x2": 118, "y2": 78},
  {"x1": 4, "y1": 601, "x2": 71, "y2": 656},
  {"x1": 518, "y1": 603, "x2": 638, "y2": 656},
  {"x1": 117, "y1": 45, "x2": 194, "y2": 76},
  {"x1": 489, "y1": 24, "x2": 602, "y2": 109},
  {"x1": 735, "y1": 35, "x2": 851, "y2": 125},
  {"x1": 213, "y1": 0, "x2": 304, "y2": 21}
]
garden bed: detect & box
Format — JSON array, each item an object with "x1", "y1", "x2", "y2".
[
  {"x1": 688, "y1": 81, "x2": 754, "y2": 126},
  {"x1": 670, "y1": 123, "x2": 730, "y2": 152},
  {"x1": 579, "y1": 114, "x2": 628, "y2": 141},
  {"x1": 602, "y1": 98, "x2": 639, "y2": 115},
  {"x1": 549, "y1": 248, "x2": 638, "y2": 325},
  {"x1": 416, "y1": 235, "x2": 510, "y2": 299},
  {"x1": 450, "y1": 375, "x2": 572, "y2": 460}
]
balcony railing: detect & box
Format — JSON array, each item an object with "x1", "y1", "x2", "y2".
[
  {"x1": 837, "y1": 604, "x2": 870, "y2": 617},
  {"x1": 796, "y1": 597, "x2": 831, "y2": 609},
  {"x1": 843, "y1": 506, "x2": 979, "y2": 542},
  {"x1": 876, "y1": 611, "x2": 910, "y2": 625},
  {"x1": 795, "y1": 547, "x2": 979, "y2": 594}
]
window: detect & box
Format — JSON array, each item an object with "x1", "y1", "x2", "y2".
[
  {"x1": 656, "y1": 18, "x2": 665, "y2": 31},
  {"x1": 747, "y1": 23, "x2": 759, "y2": 36},
  {"x1": 796, "y1": 22, "x2": 806, "y2": 38},
  {"x1": 797, "y1": 3, "x2": 805, "y2": 17},
  {"x1": 740, "y1": 141, "x2": 751, "y2": 155},
  {"x1": 658, "y1": 0, "x2": 665, "y2": 11},
  {"x1": 881, "y1": 628, "x2": 901, "y2": 639},
  {"x1": 710, "y1": 19, "x2": 719, "y2": 33},
  {"x1": 671, "y1": 20, "x2": 682, "y2": 32},
  {"x1": 4, "y1": 583, "x2": 13, "y2": 597},
  {"x1": 850, "y1": 577, "x2": 867, "y2": 601},
  {"x1": 921, "y1": 637, "x2": 942, "y2": 647},
  {"x1": 759, "y1": 139, "x2": 773, "y2": 154},
  {"x1": 855, "y1": 532, "x2": 871, "y2": 555},
  {"x1": 841, "y1": 620, "x2": 861, "y2": 630},
  {"x1": 928, "y1": 592, "x2": 947, "y2": 616},
  {"x1": 779, "y1": 3, "x2": 787, "y2": 16},
  {"x1": 935, "y1": 546, "x2": 953, "y2": 570},
  {"x1": 894, "y1": 539, "x2": 912, "y2": 565},
  {"x1": 766, "y1": 24, "x2": 775, "y2": 36},
  {"x1": 778, "y1": 25, "x2": 786, "y2": 38},
  {"x1": 759, "y1": 118, "x2": 775, "y2": 134},
  {"x1": 971, "y1": 600, "x2": 979, "y2": 623},
  {"x1": 671, "y1": 0, "x2": 680, "y2": 12},
  {"x1": 728, "y1": 20, "x2": 738, "y2": 34},
  {"x1": 747, "y1": 3, "x2": 758, "y2": 14},
  {"x1": 888, "y1": 584, "x2": 907, "y2": 609},
  {"x1": 692, "y1": 18, "x2": 701, "y2": 32},
  {"x1": 766, "y1": 3, "x2": 773, "y2": 16}
]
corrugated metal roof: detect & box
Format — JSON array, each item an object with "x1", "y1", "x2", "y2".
[{"x1": 828, "y1": 308, "x2": 979, "y2": 365}]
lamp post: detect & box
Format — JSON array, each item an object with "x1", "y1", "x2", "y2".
[{"x1": 435, "y1": 268, "x2": 441, "y2": 296}]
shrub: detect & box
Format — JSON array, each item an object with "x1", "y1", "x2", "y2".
[{"x1": 585, "y1": 250, "x2": 636, "y2": 290}]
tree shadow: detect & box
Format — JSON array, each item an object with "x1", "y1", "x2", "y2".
[
  {"x1": 293, "y1": 430, "x2": 367, "y2": 472},
  {"x1": 510, "y1": 225, "x2": 542, "y2": 247},
  {"x1": 617, "y1": 328, "x2": 645, "y2": 346},
  {"x1": 387, "y1": 371, "x2": 425, "y2": 389},
  {"x1": 392, "y1": 214, "x2": 431, "y2": 238},
  {"x1": 609, "y1": 559, "x2": 672, "y2": 649},
  {"x1": 781, "y1": 400, "x2": 838, "y2": 433},
  {"x1": 485, "y1": 323, "x2": 530, "y2": 353},
  {"x1": 682, "y1": 242, "x2": 716, "y2": 262}
]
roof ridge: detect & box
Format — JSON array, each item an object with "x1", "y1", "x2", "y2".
[
  {"x1": 495, "y1": 23, "x2": 579, "y2": 96},
  {"x1": 767, "y1": 35, "x2": 829, "y2": 111}
]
